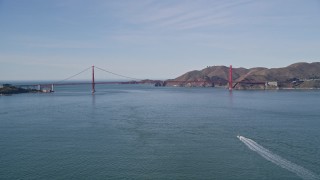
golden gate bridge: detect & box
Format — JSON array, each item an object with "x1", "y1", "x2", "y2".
[{"x1": 15, "y1": 65, "x2": 240, "y2": 94}]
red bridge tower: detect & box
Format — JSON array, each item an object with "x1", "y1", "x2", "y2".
[
  {"x1": 92, "y1": 65, "x2": 95, "y2": 94},
  {"x1": 229, "y1": 65, "x2": 233, "y2": 90}
]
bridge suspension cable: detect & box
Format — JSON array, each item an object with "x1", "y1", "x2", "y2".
[
  {"x1": 53, "y1": 66, "x2": 91, "y2": 84},
  {"x1": 95, "y1": 66, "x2": 141, "y2": 81}
]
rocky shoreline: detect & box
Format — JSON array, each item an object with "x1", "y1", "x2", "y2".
[{"x1": 0, "y1": 86, "x2": 40, "y2": 95}]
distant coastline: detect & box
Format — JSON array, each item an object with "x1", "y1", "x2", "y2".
[{"x1": 2, "y1": 62, "x2": 320, "y2": 93}]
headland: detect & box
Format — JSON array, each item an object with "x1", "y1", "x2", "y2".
[{"x1": 160, "y1": 62, "x2": 320, "y2": 90}]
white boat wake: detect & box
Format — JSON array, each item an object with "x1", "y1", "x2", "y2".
[{"x1": 237, "y1": 135, "x2": 319, "y2": 180}]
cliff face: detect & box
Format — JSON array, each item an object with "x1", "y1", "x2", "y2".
[{"x1": 166, "y1": 62, "x2": 320, "y2": 89}]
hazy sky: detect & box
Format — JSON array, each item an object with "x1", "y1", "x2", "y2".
[{"x1": 1, "y1": 0, "x2": 320, "y2": 81}]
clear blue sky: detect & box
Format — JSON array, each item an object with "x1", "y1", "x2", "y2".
[{"x1": 0, "y1": 0, "x2": 320, "y2": 81}]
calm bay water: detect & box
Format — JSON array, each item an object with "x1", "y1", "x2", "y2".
[{"x1": 1, "y1": 85, "x2": 320, "y2": 179}]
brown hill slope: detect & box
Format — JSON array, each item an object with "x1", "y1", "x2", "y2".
[
  {"x1": 241, "y1": 62, "x2": 320, "y2": 82},
  {"x1": 171, "y1": 66, "x2": 251, "y2": 86},
  {"x1": 166, "y1": 62, "x2": 320, "y2": 88}
]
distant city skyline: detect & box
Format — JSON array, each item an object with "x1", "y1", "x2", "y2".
[{"x1": 1, "y1": 0, "x2": 320, "y2": 81}]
